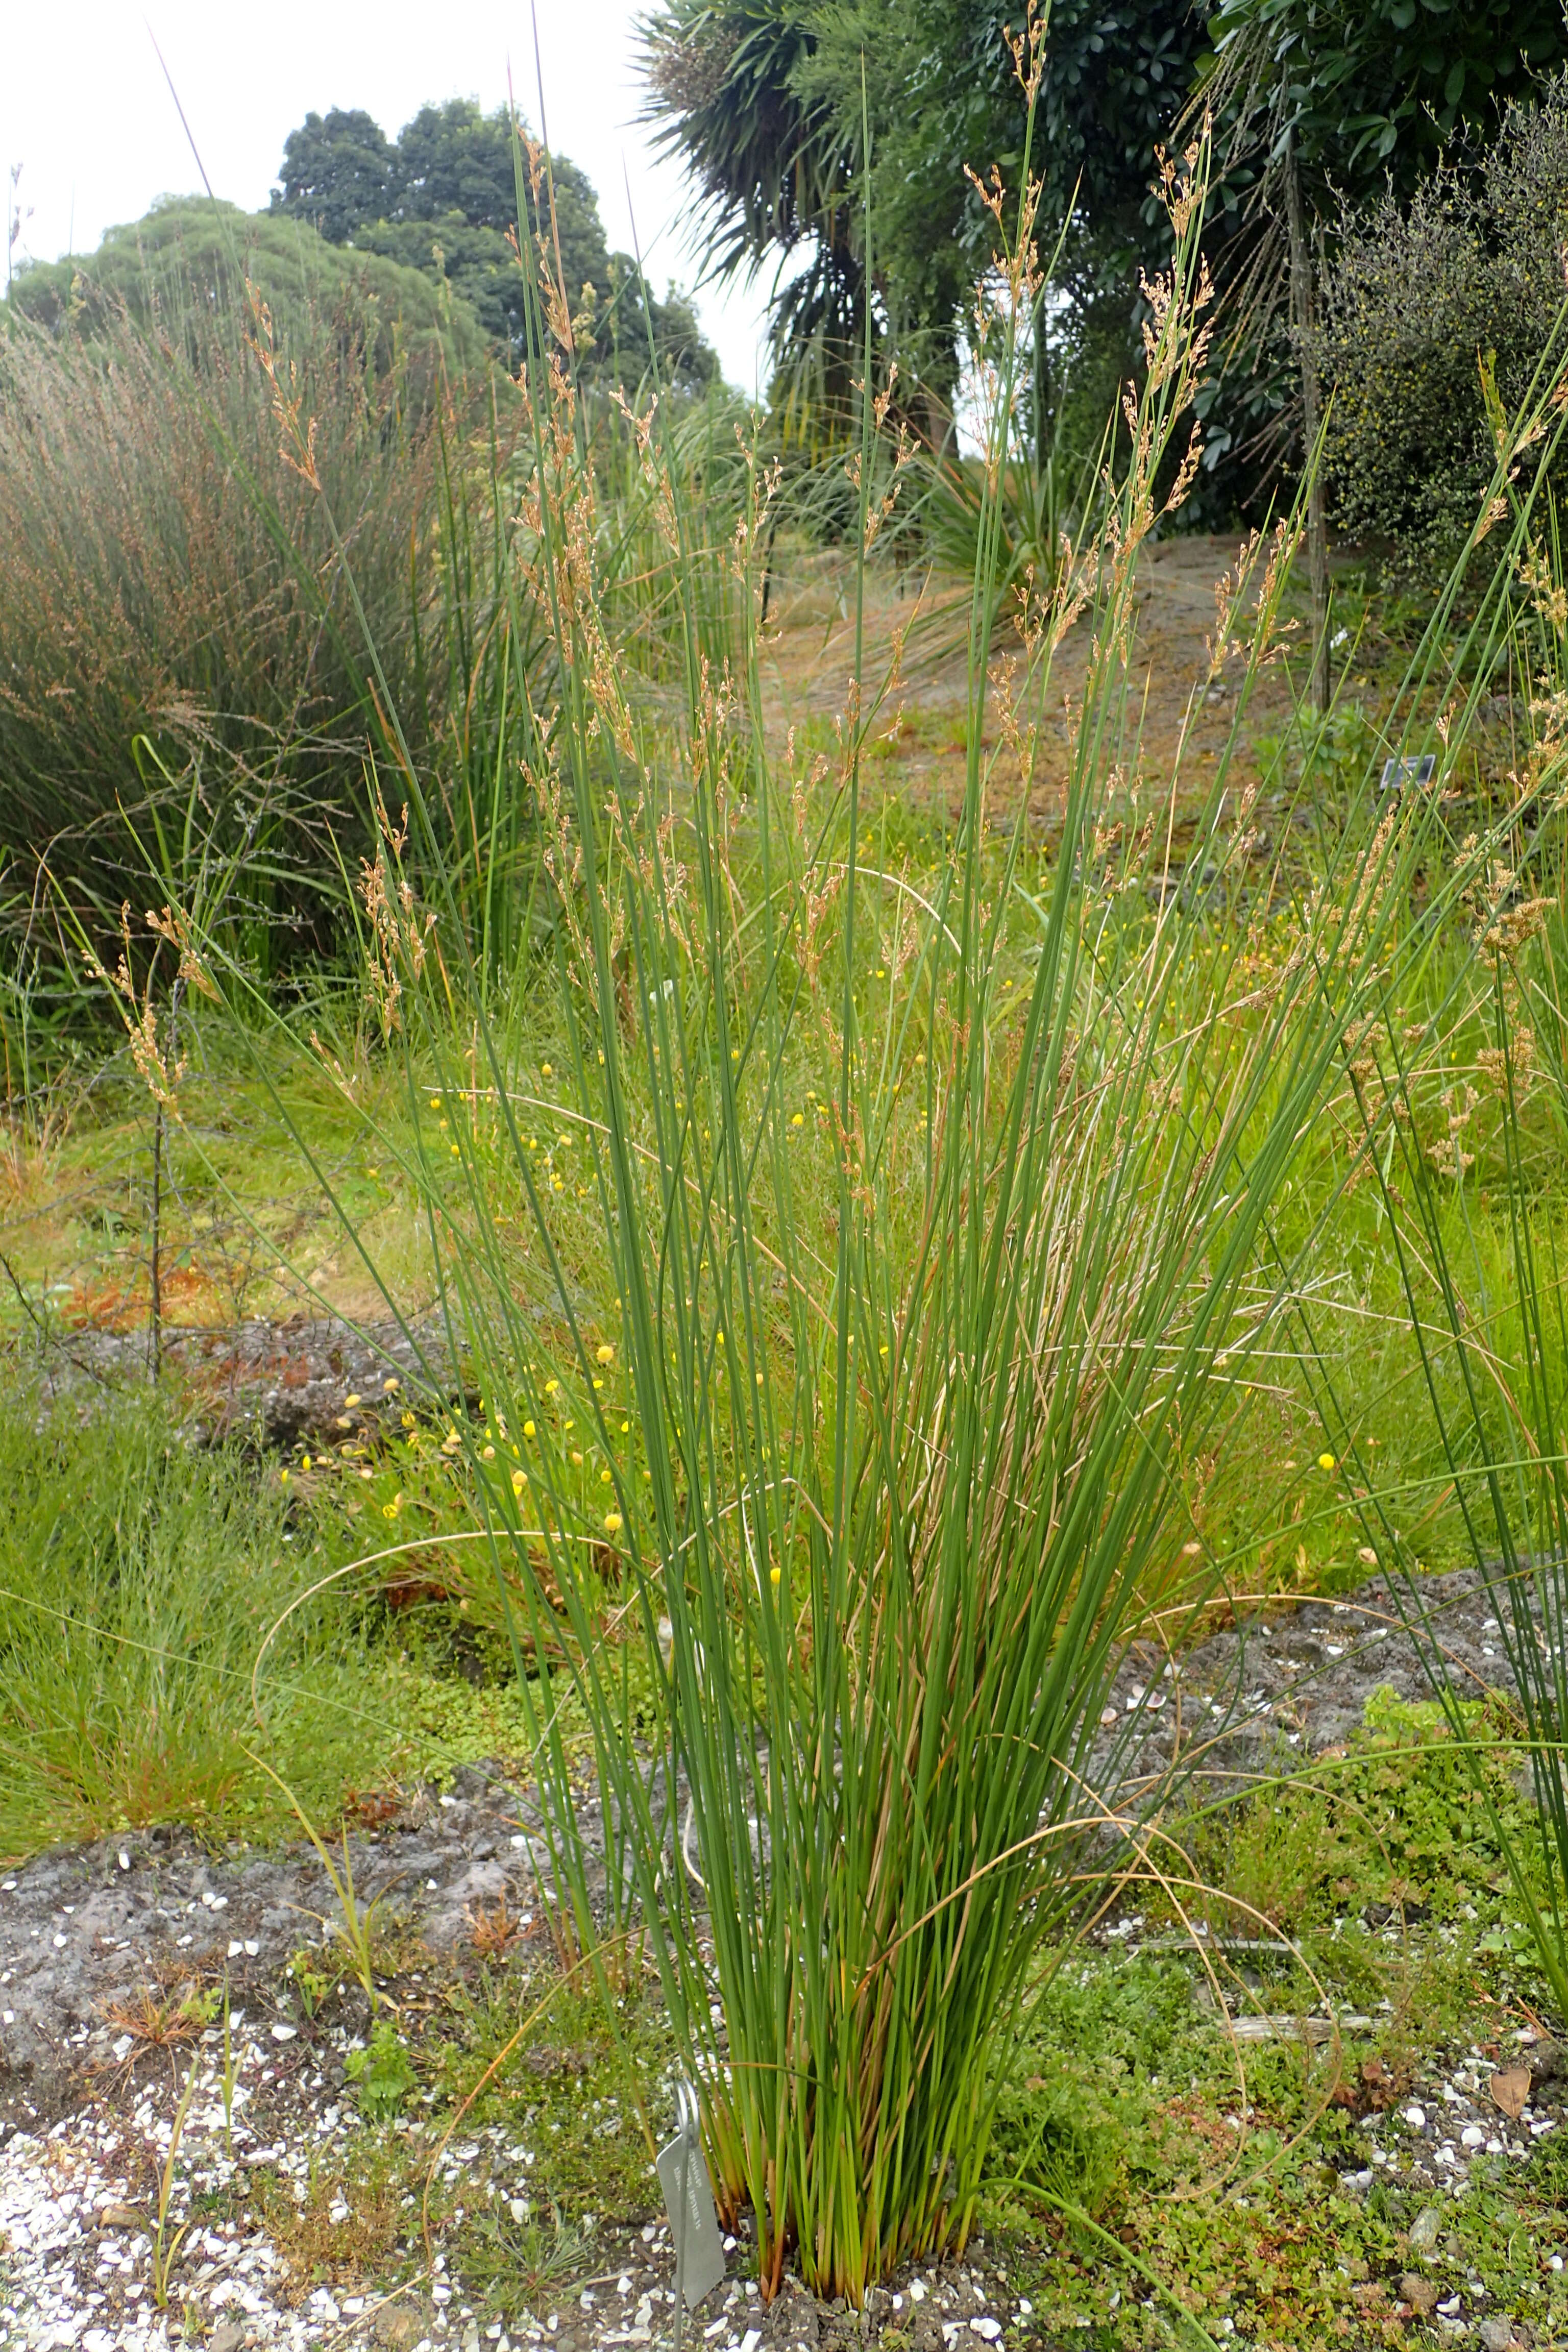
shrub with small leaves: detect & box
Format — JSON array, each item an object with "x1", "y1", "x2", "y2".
[{"x1": 1315, "y1": 70, "x2": 1568, "y2": 575}]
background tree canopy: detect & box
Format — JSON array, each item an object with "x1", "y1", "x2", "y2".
[
  {"x1": 1189, "y1": 0, "x2": 1568, "y2": 489},
  {"x1": 271, "y1": 98, "x2": 719, "y2": 393},
  {"x1": 642, "y1": 0, "x2": 1568, "y2": 504},
  {"x1": 1201, "y1": 0, "x2": 1568, "y2": 211},
  {"x1": 642, "y1": 0, "x2": 1205, "y2": 440},
  {"x1": 5, "y1": 197, "x2": 486, "y2": 384},
  {"x1": 1307, "y1": 67, "x2": 1568, "y2": 575}
]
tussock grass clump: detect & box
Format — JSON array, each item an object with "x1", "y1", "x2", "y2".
[
  {"x1": 0, "y1": 252, "x2": 520, "y2": 974},
  {"x1": 456, "y1": 139, "x2": 1402, "y2": 2298},
  {"x1": 0, "y1": 1392, "x2": 391, "y2": 1857},
  {"x1": 241, "y1": 112, "x2": 1562, "y2": 2305},
  {"x1": 164, "y1": 56, "x2": 1568, "y2": 2315}
]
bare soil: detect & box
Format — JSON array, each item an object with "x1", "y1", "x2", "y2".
[{"x1": 759, "y1": 536, "x2": 1300, "y2": 825}]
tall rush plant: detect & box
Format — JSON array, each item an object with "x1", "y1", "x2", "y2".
[
  {"x1": 405, "y1": 113, "x2": 1423, "y2": 2302},
  {"x1": 1282, "y1": 348, "x2": 1568, "y2": 2022},
  {"x1": 232, "y1": 80, "x2": 1433, "y2": 2308}
]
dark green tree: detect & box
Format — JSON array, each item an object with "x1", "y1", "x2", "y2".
[
  {"x1": 396, "y1": 98, "x2": 522, "y2": 228},
  {"x1": 271, "y1": 96, "x2": 718, "y2": 389},
  {"x1": 643, "y1": 0, "x2": 1568, "y2": 481},
  {"x1": 272, "y1": 108, "x2": 402, "y2": 246},
  {"x1": 355, "y1": 213, "x2": 531, "y2": 353},
  {"x1": 1202, "y1": 0, "x2": 1568, "y2": 209},
  {"x1": 641, "y1": 0, "x2": 1204, "y2": 440}
]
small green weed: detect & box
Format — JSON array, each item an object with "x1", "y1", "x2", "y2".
[
  {"x1": 985, "y1": 1943, "x2": 1568, "y2": 2346},
  {"x1": 1182, "y1": 1688, "x2": 1533, "y2": 1943},
  {"x1": 977, "y1": 1680, "x2": 1568, "y2": 2346},
  {"x1": 285, "y1": 1947, "x2": 332, "y2": 2019},
  {"x1": 454, "y1": 2199, "x2": 597, "y2": 2323},
  {"x1": 251, "y1": 2128, "x2": 427, "y2": 2294},
  {"x1": 345, "y1": 2019, "x2": 418, "y2": 2119}
]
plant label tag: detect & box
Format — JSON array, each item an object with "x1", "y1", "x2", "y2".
[
  {"x1": 656, "y1": 2082, "x2": 726, "y2": 2311},
  {"x1": 1380, "y1": 753, "x2": 1436, "y2": 791}
]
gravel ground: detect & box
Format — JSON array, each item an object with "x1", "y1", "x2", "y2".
[
  {"x1": 1094, "y1": 1565, "x2": 1522, "y2": 1787},
  {"x1": 15, "y1": 1316, "x2": 454, "y2": 1450},
  {"x1": 0, "y1": 1568, "x2": 1559, "y2": 2352},
  {"x1": 0, "y1": 1767, "x2": 532, "y2": 2107}
]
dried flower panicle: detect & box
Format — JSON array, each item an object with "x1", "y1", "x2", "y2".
[
  {"x1": 359, "y1": 795, "x2": 436, "y2": 1041},
  {"x1": 82, "y1": 901, "x2": 212, "y2": 1115}
]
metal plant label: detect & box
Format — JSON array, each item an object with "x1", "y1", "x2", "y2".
[
  {"x1": 1380, "y1": 753, "x2": 1437, "y2": 791},
  {"x1": 656, "y1": 2080, "x2": 726, "y2": 2312}
]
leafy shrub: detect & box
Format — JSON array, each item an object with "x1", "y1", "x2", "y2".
[
  {"x1": 1314, "y1": 71, "x2": 1568, "y2": 574},
  {"x1": 1189, "y1": 1689, "x2": 1530, "y2": 1938},
  {"x1": 990, "y1": 1958, "x2": 1199, "y2": 2221},
  {"x1": 6, "y1": 196, "x2": 484, "y2": 375}
]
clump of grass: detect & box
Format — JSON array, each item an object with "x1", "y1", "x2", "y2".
[
  {"x1": 192, "y1": 41, "x2": 1568, "y2": 2316},
  {"x1": 472, "y1": 109, "x2": 1457, "y2": 2305},
  {"x1": 285, "y1": 110, "x2": 1437, "y2": 2308},
  {"x1": 0, "y1": 1389, "x2": 402, "y2": 1857},
  {"x1": 0, "y1": 244, "x2": 554, "y2": 987},
  {"x1": 0, "y1": 292, "x2": 414, "y2": 949}
]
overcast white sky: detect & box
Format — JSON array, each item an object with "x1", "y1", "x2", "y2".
[{"x1": 2, "y1": 0, "x2": 774, "y2": 390}]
